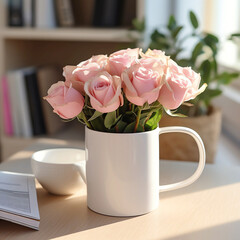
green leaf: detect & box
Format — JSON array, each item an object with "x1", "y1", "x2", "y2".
[
  {"x1": 203, "y1": 34, "x2": 218, "y2": 56},
  {"x1": 139, "y1": 111, "x2": 153, "y2": 125},
  {"x1": 142, "y1": 102, "x2": 150, "y2": 110},
  {"x1": 211, "y1": 58, "x2": 218, "y2": 75},
  {"x1": 149, "y1": 101, "x2": 162, "y2": 109},
  {"x1": 76, "y1": 116, "x2": 85, "y2": 125},
  {"x1": 140, "y1": 111, "x2": 151, "y2": 119},
  {"x1": 177, "y1": 59, "x2": 192, "y2": 67},
  {"x1": 145, "y1": 109, "x2": 162, "y2": 130},
  {"x1": 191, "y1": 42, "x2": 203, "y2": 62},
  {"x1": 198, "y1": 88, "x2": 222, "y2": 105},
  {"x1": 136, "y1": 124, "x2": 145, "y2": 132},
  {"x1": 231, "y1": 33, "x2": 240, "y2": 37},
  {"x1": 204, "y1": 33, "x2": 219, "y2": 44},
  {"x1": 164, "y1": 108, "x2": 187, "y2": 118},
  {"x1": 189, "y1": 11, "x2": 199, "y2": 29},
  {"x1": 104, "y1": 111, "x2": 116, "y2": 129},
  {"x1": 167, "y1": 15, "x2": 176, "y2": 30},
  {"x1": 90, "y1": 116, "x2": 105, "y2": 132},
  {"x1": 215, "y1": 72, "x2": 239, "y2": 85},
  {"x1": 124, "y1": 122, "x2": 144, "y2": 133},
  {"x1": 114, "y1": 120, "x2": 127, "y2": 133},
  {"x1": 149, "y1": 41, "x2": 169, "y2": 51},
  {"x1": 229, "y1": 33, "x2": 240, "y2": 40},
  {"x1": 154, "y1": 36, "x2": 170, "y2": 49},
  {"x1": 200, "y1": 60, "x2": 211, "y2": 84},
  {"x1": 132, "y1": 18, "x2": 145, "y2": 32},
  {"x1": 124, "y1": 122, "x2": 135, "y2": 133},
  {"x1": 151, "y1": 30, "x2": 165, "y2": 41},
  {"x1": 172, "y1": 26, "x2": 183, "y2": 38},
  {"x1": 77, "y1": 111, "x2": 89, "y2": 125},
  {"x1": 88, "y1": 111, "x2": 103, "y2": 121},
  {"x1": 122, "y1": 111, "x2": 137, "y2": 123}
]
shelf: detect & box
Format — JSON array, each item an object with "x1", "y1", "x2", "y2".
[{"x1": 0, "y1": 27, "x2": 135, "y2": 42}]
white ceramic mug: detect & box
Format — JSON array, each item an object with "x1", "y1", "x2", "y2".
[
  {"x1": 31, "y1": 148, "x2": 85, "y2": 195},
  {"x1": 78, "y1": 126, "x2": 205, "y2": 217}
]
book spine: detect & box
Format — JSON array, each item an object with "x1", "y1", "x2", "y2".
[
  {"x1": 1, "y1": 76, "x2": 13, "y2": 136},
  {"x1": 37, "y1": 66, "x2": 64, "y2": 134},
  {"x1": 31, "y1": 0, "x2": 35, "y2": 26},
  {"x1": 55, "y1": 0, "x2": 74, "y2": 27},
  {"x1": 92, "y1": 0, "x2": 104, "y2": 27},
  {"x1": 92, "y1": 0, "x2": 123, "y2": 27},
  {"x1": 23, "y1": 0, "x2": 33, "y2": 27},
  {"x1": 14, "y1": 70, "x2": 33, "y2": 137},
  {"x1": 8, "y1": 0, "x2": 24, "y2": 27},
  {"x1": 7, "y1": 71, "x2": 22, "y2": 137},
  {"x1": 35, "y1": 0, "x2": 56, "y2": 28},
  {"x1": 25, "y1": 71, "x2": 46, "y2": 135}
]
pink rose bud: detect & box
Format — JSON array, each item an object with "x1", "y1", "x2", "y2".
[
  {"x1": 84, "y1": 71, "x2": 123, "y2": 113},
  {"x1": 108, "y1": 48, "x2": 140, "y2": 76},
  {"x1": 122, "y1": 60, "x2": 164, "y2": 106},
  {"x1": 63, "y1": 55, "x2": 108, "y2": 94},
  {"x1": 158, "y1": 60, "x2": 207, "y2": 109},
  {"x1": 44, "y1": 81, "x2": 84, "y2": 119}
]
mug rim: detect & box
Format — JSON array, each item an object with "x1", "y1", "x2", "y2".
[
  {"x1": 85, "y1": 126, "x2": 160, "y2": 136},
  {"x1": 31, "y1": 148, "x2": 85, "y2": 165}
]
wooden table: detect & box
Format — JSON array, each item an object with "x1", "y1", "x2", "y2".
[{"x1": 0, "y1": 139, "x2": 240, "y2": 240}]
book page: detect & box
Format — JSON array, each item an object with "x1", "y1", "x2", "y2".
[{"x1": 0, "y1": 171, "x2": 40, "y2": 220}]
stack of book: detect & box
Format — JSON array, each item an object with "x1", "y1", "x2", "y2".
[
  {"x1": 1, "y1": 66, "x2": 64, "y2": 138},
  {"x1": 7, "y1": 0, "x2": 136, "y2": 28}
]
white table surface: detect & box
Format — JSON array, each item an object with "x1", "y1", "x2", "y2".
[{"x1": 0, "y1": 139, "x2": 240, "y2": 240}]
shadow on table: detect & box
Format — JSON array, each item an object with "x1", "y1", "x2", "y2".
[
  {"x1": 0, "y1": 158, "x2": 136, "y2": 239},
  {"x1": 159, "y1": 160, "x2": 240, "y2": 200},
  {"x1": 0, "y1": 185, "x2": 135, "y2": 239},
  {"x1": 160, "y1": 219, "x2": 240, "y2": 240}
]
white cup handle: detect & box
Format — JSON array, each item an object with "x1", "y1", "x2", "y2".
[
  {"x1": 159, "y1": 126, "x2": 206, "y2": 192},
  {"x1": 74, "y1": 162, "x2": 87, "y2": 184}
]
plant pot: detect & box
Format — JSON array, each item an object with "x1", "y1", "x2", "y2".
[
  {"x1": 159, "y1": 106, "x2": 222, "y2": 163},
  {"x1": 84, "y1": 126, "x2": 205, "y2": 216}
]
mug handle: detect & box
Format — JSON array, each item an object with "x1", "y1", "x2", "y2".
[{"x1": 158, "y1": 126, "x2": 206, "y2": 192}]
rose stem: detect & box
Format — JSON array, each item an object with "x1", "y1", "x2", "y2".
[
  {"x1": 132, "y1": 104, "x2": 135, "y2": 112},
  {"x1": 134, "y1": 107, "x2": 141, "y2": 132}
]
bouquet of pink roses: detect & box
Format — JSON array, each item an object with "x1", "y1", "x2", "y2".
[{"x1": 44, "y1": 48, "x2": 206, "y2": 133}]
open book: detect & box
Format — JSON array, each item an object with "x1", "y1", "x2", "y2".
[{"x1": 0, "y1": 171, "x2": 40, "y2": 230}]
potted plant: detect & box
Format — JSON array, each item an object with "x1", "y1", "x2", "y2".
[
  {"x1": 132, "y1": 12, "x2": 239, "y2": 163},
  {"x1": 44, "y1": 48, "x2": 206, "y2": 216}
]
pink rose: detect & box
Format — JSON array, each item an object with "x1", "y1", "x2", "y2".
[
  {"x1": 182, "y1": 67, "x2": 204, "y2": 101},
  {"x1": 108, "y1": 48, "x2": 139, "y2": 76},
  {"x1": 141, "y1": 49, "x2": 170, "y2": 66},
  {"x1": 122, "y1": 62, "x2": 164, "y2": 106},
  {"x1": 158, "y1": 60, "x2": 207, "y2": 109},
  {"x1": 63, "y1": 55, "x2": 108, "y2": 94},
  {"x1": 44, "y1": 81, "x2": 84, "y2": 119},
  {"x1": 84, "y1": 71, "x2": 123, "y2": 113}
]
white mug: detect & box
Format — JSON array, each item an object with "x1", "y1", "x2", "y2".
[
  {"x1": 31, "y1": 148, "x2": 85, "y2": 195},
  {"x1": 31, "y1": 126, "x2": 205, "y2": 217},
  {"x1": 78, "y1": 126, "x2": 206, "y2": 217}
]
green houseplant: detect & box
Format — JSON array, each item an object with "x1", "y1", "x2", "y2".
[{"x1": 132, "y1": 12, "x2": 239, "y2": 163}]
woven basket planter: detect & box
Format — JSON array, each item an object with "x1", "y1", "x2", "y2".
[{"x1": 159, "y1": 106, "x2": 222, "y2": 163}]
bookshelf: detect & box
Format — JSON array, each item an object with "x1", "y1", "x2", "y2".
[
  {"x1": 0, "y1": 0, "x2": 155, "y2": 161},
  {"x1": 1, "y1": 28, "x2": 134, "y2": 42}
]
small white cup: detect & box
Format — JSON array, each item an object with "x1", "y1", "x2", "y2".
[{"x1": 31, "y1": 148, "x2": 85, "y2": 195}]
